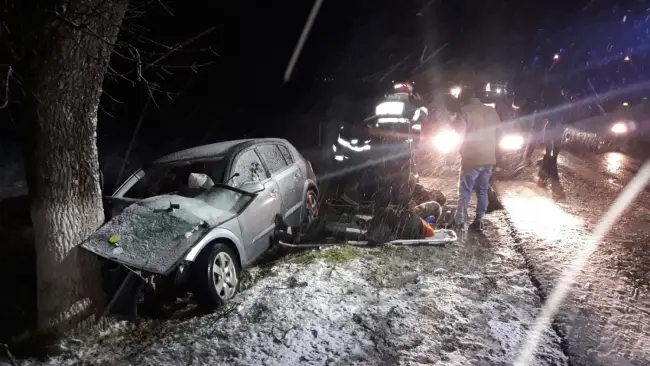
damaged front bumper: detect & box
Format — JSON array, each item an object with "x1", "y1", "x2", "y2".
[{"x1": 102, "y1": 259, "x2": 194, "y2": 319}]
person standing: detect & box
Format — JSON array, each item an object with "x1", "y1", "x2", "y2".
[
  {"x1": 452, "y1": 87, "x2": 502, "y2": 232},
  {"x1": 537, "y1": 117, "x2": 562, "y2": 185},
  {"x1": 537, "y1": 79, "x2": 565, "y2": 185}
]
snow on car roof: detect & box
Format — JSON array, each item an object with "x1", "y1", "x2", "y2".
[{"x1": 152, "y1": 138, "x2": 291, "y2": 165}]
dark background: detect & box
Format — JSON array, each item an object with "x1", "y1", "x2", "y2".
[{"x1": 1, "y1": 0, "x2": 649, "y2": 192}]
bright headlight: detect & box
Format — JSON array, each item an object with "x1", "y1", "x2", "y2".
[
  {"x1": 337, "y1": 135, "x2": 371, "y2": 152},
  {"x1": 376, "y1": 101, "x2": 404, "y2": 116},
  {"x1": 499, "y1": 134, "x2": 525, "y2": 150},
  {"x1": 611, "y1": 122, "x2": 628, "y2": 134},
  {"x1": 378, "y1": 117, "x2": 409, "y2": 123},
  {"x1": 433, "y1": 129, "x2": 461, "y2": 153}
]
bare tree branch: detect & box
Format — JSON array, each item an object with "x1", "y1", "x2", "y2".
[
  {"x1": 0, "y1": 66, "x2": 12, "y2": 110},
  {"x1": 140, "y1": 25, "x2": 217, "y2": 73}
]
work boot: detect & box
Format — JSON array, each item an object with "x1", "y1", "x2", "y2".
[
  {"x1": 469, "y1": 219, "x2": 484, "y2": 232},
  {"x1": 486, "y1": 185, "x2": 503, "y2": 212}
]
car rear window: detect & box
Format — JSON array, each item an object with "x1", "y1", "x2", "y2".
[{"x1": 257, "y1": 144, "x2": 289, "y2": 174}]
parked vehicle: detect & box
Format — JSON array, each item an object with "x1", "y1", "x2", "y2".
[
  {"x1": 83, "y1": 138, "x2": 319, "y2": 317},
  {"x1": 563, "y1": 100, "x2": 649, "y2": 153}
]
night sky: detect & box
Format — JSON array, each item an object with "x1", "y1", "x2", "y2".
[{"x1": 2, "y1": 0, "x2": 648, "y2": 177}]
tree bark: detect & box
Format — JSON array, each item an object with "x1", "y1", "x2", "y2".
[{"x1": 21, "y1": 0, "x2": 129, "y2": 333}]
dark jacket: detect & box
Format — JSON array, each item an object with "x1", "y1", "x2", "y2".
[{"x1": 458, "y1": 98, "x2": 502, "y2": 168}]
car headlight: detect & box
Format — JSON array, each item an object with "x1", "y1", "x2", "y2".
[
  {"x1": 432, "y1": 129, "x2": 461, "y2": 153},
  {"x1": 611, "y1": 122, "x2": 628, "y2": 134},
  {"x1": 375, "y1": 101, "x2": 404, "y2": 116},
  {"x1": 377, "y1": 117, "x2": 410, "y2": 123},
  {"x1": 337, "y1": 135, "x2": 371, "y2": 152},
  {"x1": 499, "y1": 134, "x2": 525, "y2": 150}
]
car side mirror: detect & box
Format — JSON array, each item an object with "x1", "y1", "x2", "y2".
[{"x1": 239, "y1": 181, "x2": 264, "y2": 194}]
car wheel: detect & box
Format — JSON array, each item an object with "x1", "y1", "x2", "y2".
[
  {"x1": 191, "y1": 242, "x2": 241, "y2": 311},
  {"x1": 303, "y1": 188, "x2": 319, "y2": 224}
]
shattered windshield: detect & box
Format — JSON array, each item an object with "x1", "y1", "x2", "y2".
[
  {"x1": 125, "y1": 158, "x2": 227, "y2": 199},
  {"x1": 194, "y1": 185, "x2": 255, "y2": 214}
]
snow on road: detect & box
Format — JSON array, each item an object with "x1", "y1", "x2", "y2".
[
  {"x1": 496, "y1": 151, "x2": 650, "y2": 366},
  {"x1": 16, "y1": 226, "x2": 566, "y2": 366}
]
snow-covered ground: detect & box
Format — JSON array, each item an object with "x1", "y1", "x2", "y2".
[{"x1": 10, "y1": 211, "x2": 567, "y2": 365}]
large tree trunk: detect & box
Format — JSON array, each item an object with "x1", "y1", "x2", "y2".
[{"x1": 21, "y1": 0, "x2": 129, "y2": 333}]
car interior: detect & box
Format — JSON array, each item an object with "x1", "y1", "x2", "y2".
[{"x1": 127, "y1": 159, "x2": 227, "y2": 199}]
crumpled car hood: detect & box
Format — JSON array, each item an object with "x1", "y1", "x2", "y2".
[{"x1": 80, "y1": 195, "x2": 235, "y2": 275}]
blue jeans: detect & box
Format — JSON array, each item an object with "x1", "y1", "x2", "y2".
[{"x1": 454, "y1": 165, "x2": 493, "y2": 226}]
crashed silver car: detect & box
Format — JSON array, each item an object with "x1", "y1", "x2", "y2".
[{"x1": 82, "y1": 138, "x2": 319, "y2": 317}]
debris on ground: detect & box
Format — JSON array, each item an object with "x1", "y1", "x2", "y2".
[{"x1": 13, "y1": 221, "x2": 567, "y2": 365}]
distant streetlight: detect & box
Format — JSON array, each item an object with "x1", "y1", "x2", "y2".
[
  {"x1": 624, "y1": 56, "x2": 631, "y2": 61},
  {"x1": 553, "y1": 53, "x2": 560, "y2": 61},
  {"x1": 623, "y1": 102, "x2": 629, "y2": 107},
  {"x1": 450, "y1": 86, "x2": 462, "y2": 98}
]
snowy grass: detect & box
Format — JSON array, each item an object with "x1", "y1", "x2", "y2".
[
  {"x1": 292, "y1": 245, "x2": 361, "y2": 264},
  {"x1": 12, "y1": 222, "x2": 567, "y2": 366}
]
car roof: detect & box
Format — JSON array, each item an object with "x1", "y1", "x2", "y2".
[{"x1": 151, "y1": 138, "x2": 292, "y2": 165}]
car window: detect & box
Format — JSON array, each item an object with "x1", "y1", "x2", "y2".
[
  {"x1": 230, "y1": 150, "x2": 267, "y2": 188},
  {"x1": 257, "y1": 144, "x2": 289, "y2": 174},
  {"x1": 277, "y1": 144, "x2": 293, "y2": 164}
]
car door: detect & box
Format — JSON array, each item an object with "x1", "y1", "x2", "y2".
[
  {"x1": 228, "y1": 148, "x2": 281, "y2": 261},
  {"x1": 256, "y1": 143, "x2": 305, "y2": 226}
]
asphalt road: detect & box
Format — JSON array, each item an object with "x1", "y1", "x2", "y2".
[
  {"x1": 415, "y1": 148, "x2": 650, "y2": 366},
  {"x1": 494, "y1": 150, "x2": 650, "y2": 366}
]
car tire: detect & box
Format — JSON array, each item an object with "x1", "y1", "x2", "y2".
[
  {"x1": 301, "y1": 188, "x2": 319, "y2": 224},
  {"x1": 191, "y1": 242, "x2": 241, "y2": 312}
]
